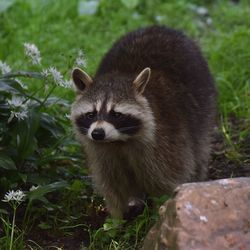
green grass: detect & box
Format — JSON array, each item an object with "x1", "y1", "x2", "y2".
[
  {"x1": 0, "y1": 0, "x2": 249, "y2": 249},
  {"x1": 1, "y1": 0, "x2": 249, "y2": 118}
]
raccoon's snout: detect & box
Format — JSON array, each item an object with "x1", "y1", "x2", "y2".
[{"x1": 91, "y1": 128, "x2": 105, "y2": 140}]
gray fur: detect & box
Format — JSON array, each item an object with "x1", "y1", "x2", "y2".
[{"x1": 71, "y1": 26, "x2": 217, "y2": 218}]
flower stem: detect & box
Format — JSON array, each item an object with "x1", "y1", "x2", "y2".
[
  {"x1": 9, "y1": 207, "x2": 16, "y2": 250},
  {"x1": 39, "y1": 84, "x2": 57, "y2": 110}
]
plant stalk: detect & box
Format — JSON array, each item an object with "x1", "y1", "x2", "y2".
[{"x1": 9, "y1": 207, "x2": 16, "y2": 250}]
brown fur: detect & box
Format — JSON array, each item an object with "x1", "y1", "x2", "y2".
[{"x1": 71, "y1": 26, "x2": 217, "y2": 218}]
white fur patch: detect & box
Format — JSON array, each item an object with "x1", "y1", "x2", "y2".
[
  {"x1": 114, "y1": 103, "x2": 142, "y2": 116},
  {"x1": 95, "y1": 100, "x2": 102, "y2": 112},
  {"x1": 88, "y1": 121, "x2": 129, "y2": 141},
  {"x1": 71, "y1": 101, "x2": 94, "y2": 119},
  {"x1": 106, "y1": 99, "x2": 113, "y2": 113},
  {"x1": 71, "y1": 94, "x2": 156, "y2": 144}
]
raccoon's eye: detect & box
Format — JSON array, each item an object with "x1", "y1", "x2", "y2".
[
  {"x1": 85, "y1": 112, "x2": 96, "y2": 119},
  {"x1": 110, "y1": 110, "x2": 122, "y2": 119}
]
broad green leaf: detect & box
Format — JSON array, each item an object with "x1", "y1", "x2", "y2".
[
  {"x1": 40, "y1": 113, "x2": 64, "y2": 138},
  {"x1": 18, "y1": 173, "x2": 27, "y2": 183},
  {"x1": 0, "y1": 208, "x2": 8, "y2": 214},
  {"x1": 0, "y1": 154, "x2": 16, "y2": 170},
  {"x1": 16, "y1": 109, "x2": 40, "y2": 160},
  {"x1": 2, "y1": 71, "x2": 43, "y2": 79},
  {"x1": 27, "y1": 181, "x2": 68, "y2": 201},
  {"x1": 0, "y1": 79, "x2": 23, "y2": 94},
  {"x1": 70, "y1": 179, "x2": 85, "y2": 192}
]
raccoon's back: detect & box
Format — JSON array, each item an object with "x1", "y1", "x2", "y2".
[
  {"x1": 96, "y1": 26, "x2": 217, "y2": 138},
  {"x1": 95, "y1": 26, "x2": 215, "y2": 100}
]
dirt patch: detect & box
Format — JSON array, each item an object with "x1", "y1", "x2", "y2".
[{"x1": 209, "y1": 131, "x2": 250, "y2": 180}]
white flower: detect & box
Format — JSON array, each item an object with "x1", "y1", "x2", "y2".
[
  {"x1": 41, "y1": 69, "x2": 49, "y2": 78},
  {"x1": 155, "y1": 15, "x2": 164, "y2": 22},
  {"x1": 48, "y1": 66, "x2": 64, "y2": 86},
  {"x1": 62, "y1": 79, "x2": 73, "y2": 88},
  {"x1": 29, "y1": 185, "x2": 40, "y2": 191},
  {"x1": 65, "y1": 113, "x2": 71, "y2": 119},
  {"x1": 0, "y1": 60, "x2": 11, "y2": 74},
  {"x1": 8, "y1": 110, "x2": 28, "y2": 123},
  {"x1": 24, "y1": 42, "x2": 41, "y2": 65},
  {"x1": 7, "y1": 96, "x2": 25, "y2": 107},
  {"x1": 206, "y1": 17, "x2": 212, "y2": 26},
  {"x1": 7, "y1": 96, "x2": 29, "y2": 122},
  {"x1": 75, "y1": 50, "x2": 87, "y2": 68},
  {"x1": 2, "y1": 190, "x2": 26, "y2": 203},
  {"x1": 196, "y1": 6, "x2": 208, "y2": 16},
  {"x1": 42, "y1": 67, "x2": 72, "y2": 88}
]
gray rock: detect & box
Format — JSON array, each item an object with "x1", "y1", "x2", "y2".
[{"x1": 143, "y1": 178, "x2": 250, "y2": 250}]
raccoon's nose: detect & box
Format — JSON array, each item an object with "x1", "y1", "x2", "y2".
[{"x1": 91, "y1": 128, "x2": 105, "y2": 141}]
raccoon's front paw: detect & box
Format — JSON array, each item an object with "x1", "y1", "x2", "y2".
[{"x1": 124, "y1": 199, "x2": 145, "y2": 220}]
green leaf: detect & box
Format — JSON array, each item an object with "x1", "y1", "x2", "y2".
[
  {"x1": 2, "y1": 71, "x2": 43, "y2": 80},
  {"x1": 40, "y1": 113, "x2": 64, "y2": 138},
  {"x1": 27, "y1": 181, "x2": 68, "y2": 201},
  {"x1": 0, "y1": 154, "x2": 16, "y2": 170},
  {"x1": 15, "y1": 109, "x2": 40, "y2": 160},
  {"x1": 0, "y1": 79, "x2": 23, "y2": 94},
  {"x1": 0, "y1": 208, "x2": 8, "y2": 215},
  {"x1": 70, "y1": 179, "x2": 85, "y2": 192},
  {"x1": 38, "y1": 222, "x2": 52, "y2": 230},
  {"x1": 18, "y1": 173, "x2": 27, "y2": 183},
  {"x1": 44, "y1": 97, "x2": 69, "y2": 107}
]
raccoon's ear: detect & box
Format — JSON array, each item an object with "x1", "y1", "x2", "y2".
[
  {"x1": 133, "y1": 67, "x2": 151, "y2": 95},
  {"x1": 72, "y1": 68, "x2": 93, "y2": 93}
]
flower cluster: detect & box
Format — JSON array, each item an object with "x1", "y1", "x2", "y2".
[
  {"x1": 7, "y1": 96, "x2": 29, "y2": 123},
  {"x1": 42, "y1": 66, "x2": 72, "y2": 88},
  {"x1": 75, "y1": 49, "x2": 87, "y2": 68},
  {"x1": 2, "y1": 190, "x2": 26, "y2": 203},
  {"x1": 0, "y1": 60, "x2": 11, "y2": 74},
  {"x1": 29, "y1": 185, "x2": 40, "y2": 191},
  {"x1": 24, "y1": 42, "x2": 41, "y2": 65}
]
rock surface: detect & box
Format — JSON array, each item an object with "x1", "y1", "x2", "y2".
[{"x1": 143, "y1": 177, "x2": 250, "y2": 250}]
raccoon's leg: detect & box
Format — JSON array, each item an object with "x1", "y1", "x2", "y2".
[
  {"x1": 194, "y1": 138, "x2": 212, "y2": 181},
  {"x1": 94, "y1": 172, "x2": 130, "y2": 218},
  {"x1": 104, "y1": 193, "x2": 128, "y2": 219},
  {"x1": 91, "y1": 160, "x2": 136, "y2": 218}
]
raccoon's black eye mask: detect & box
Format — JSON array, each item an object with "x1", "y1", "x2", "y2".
[
  {"x1": 75, "y1": 109, "x2": 142, "y2": 136},
  {"x1": 75, "y1": 113, "x2": 97, "y2": 135},
  {"x1": 107, "y1": 113, "x2": 141, "y2": 135},
  {"x1": 110, "y1": 110, "x2": 122, "y2": 119},
  {"x1": 85, "y1": 111, "x2": 97, "y2": 120}
]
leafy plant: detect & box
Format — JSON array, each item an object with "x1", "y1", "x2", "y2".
[{"x1": 0, "y1": 43, "x2": 87, "y2": 248}]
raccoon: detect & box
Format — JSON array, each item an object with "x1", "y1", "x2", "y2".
[{"x1": 71, "y1": 26, "x2": 217, "y2": 218}]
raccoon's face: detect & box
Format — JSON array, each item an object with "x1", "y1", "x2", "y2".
[{"x1": 71, "y1": 68, "x2": 154, "y2": 143}]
